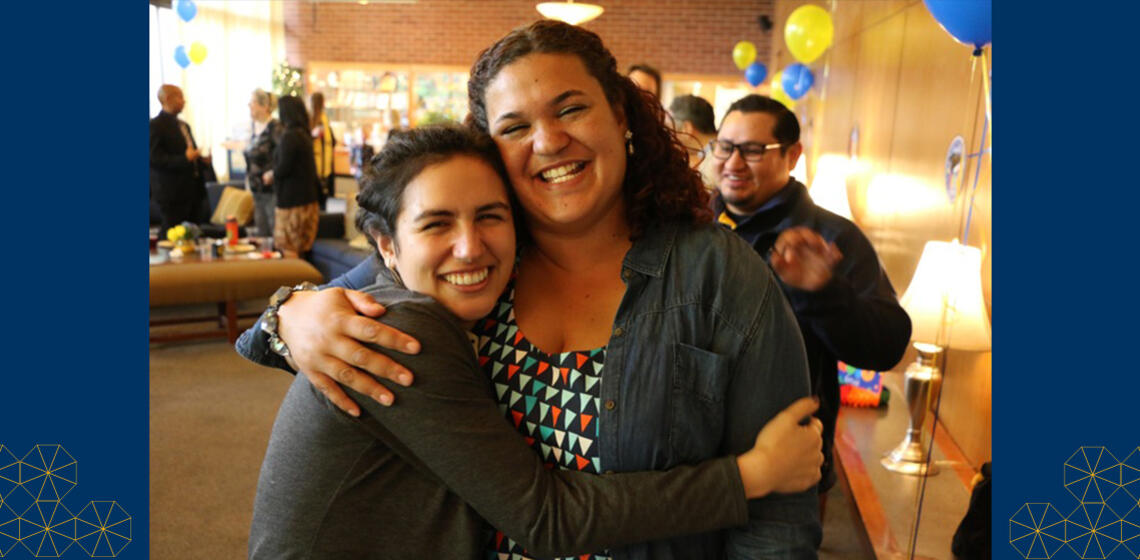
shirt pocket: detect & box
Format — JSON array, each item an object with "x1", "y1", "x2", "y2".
[{"x1": 669, "y1": 342, "x2": 732, "y2": 461}]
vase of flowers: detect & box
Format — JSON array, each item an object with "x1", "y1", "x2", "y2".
[{"x1": 166, "y1": 222, "x2": 202, "y2": 254}]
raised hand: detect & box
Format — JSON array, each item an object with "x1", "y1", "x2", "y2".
[
  {"x1": 769, "y1": 227, "x2": 843, "y2": 292},
  {"x1": 277, "y1": 287, "x2": 421, "y2": 416}
]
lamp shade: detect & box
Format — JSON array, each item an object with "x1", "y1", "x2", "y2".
[
  {"x1": 900, "y1": 240, "x2": 991, "y2": 351},
  {"x1": 536, "y1": 1, "x2": 604, "y2": 25},
  {"x1": 808, "y1": 154, "x2": 853, "y2": 220}
]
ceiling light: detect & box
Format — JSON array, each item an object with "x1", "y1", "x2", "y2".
[{"x1": 536, "y1": 1, "x2": 604, "y2": 25}]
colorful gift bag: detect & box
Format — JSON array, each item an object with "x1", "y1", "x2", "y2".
[{"x1": 837, "y1": 361, "x2": 887, "y2": 407}]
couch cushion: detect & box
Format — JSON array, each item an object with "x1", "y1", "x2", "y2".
[
  {"x1": 210, "y1": 186, "x2": 254, "y2": 226},
  {"x1": 308, "y1": 238, "x2": 372, "y2": 282},
  {"x1": 317, "y1": 212, "x2": 346, "y2": 239}
]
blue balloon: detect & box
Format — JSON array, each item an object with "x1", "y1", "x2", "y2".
[
  {"x1": 781, "y1": 63, "x2": 814, "y2": 100},
  {"x1": 923, "y1": 0, "x2": 991, "y2": 49},
  {"x1": 174, "y1": 45, "x2": 191, "y2": 69},
  {"x1": 744, "y1": 62, "x2": 767, "y2": 88},
  {"x1": 176, "y1": 0, "x2": 197, "y2": 22}
]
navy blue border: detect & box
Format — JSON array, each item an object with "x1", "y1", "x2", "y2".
[
  {"x1": 2, "y1": 4, "x2": 148, "y2": 558},
  {"x1": 995, "y1": 1, "x2": 1139, "y2": 559}
]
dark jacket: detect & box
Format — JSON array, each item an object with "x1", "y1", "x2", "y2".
[
  {"x1": 714, "y1": 179, "x2": 912, "y2": 488},
  {"x1": 149, "y1": 110, "x2": 205, "y2": 206},
  {"x1": 272, "y1": 126, "x2": 319, "y2": 208},
  {"x1": 244, "y1": 119, "x2": 279, "y2": 194},
  {"x1": 245, "y1": 285, "x2": 750, "y2": 559}
]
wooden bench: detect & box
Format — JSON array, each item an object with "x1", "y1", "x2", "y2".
[{"x1": 149, "y1": 257, "x2": 322, "y2": 344}]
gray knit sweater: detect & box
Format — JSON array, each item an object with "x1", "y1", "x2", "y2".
[{"x1": 247, "y1": 286, "x2": 748, "y2": 559}]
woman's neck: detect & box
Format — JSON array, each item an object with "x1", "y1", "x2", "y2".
[{"x1": 524, "y1": 210, "x2": 632, "y2": 273}]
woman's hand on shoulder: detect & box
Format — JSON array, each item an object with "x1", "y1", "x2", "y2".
[
  {"x1": 277, "y1": 287, "x2": 422, "y2": 416},
  {"x1": 735, "y1": 397, "x2": 824, "y2": 498}
]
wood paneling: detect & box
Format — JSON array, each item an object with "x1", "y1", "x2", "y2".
[{"x1": 776, "y1": 0, "x2": 992, "y2": 469}]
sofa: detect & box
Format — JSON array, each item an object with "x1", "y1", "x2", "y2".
[{"x1": 149, "y1": 181, "x2": 253, "y2": 238}]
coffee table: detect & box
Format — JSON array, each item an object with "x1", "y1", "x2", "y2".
[{"x1": 149, "y1": 241, "x2": 323, "y2": 344}]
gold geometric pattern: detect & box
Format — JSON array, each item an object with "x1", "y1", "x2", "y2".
[
  {"x1": 1011, "y1": 503, "x2": 1067, "y2": 559},
  {"x1": 1011, "y1": 446, "x2": 1140, "y2": 559},
  {"x1": 0, "y1": 445, "x2": 130, "y2": 558}
]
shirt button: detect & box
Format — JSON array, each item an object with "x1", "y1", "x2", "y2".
[
  {"x1": 604, "y1": 399, "x2": 616, "y2": 410},
  {"x1": 621, "y1": 269, "x2": 631, "y2": 280},
  {"x1": 613, "y1": 327, "x2": 623, "y2": 337}
]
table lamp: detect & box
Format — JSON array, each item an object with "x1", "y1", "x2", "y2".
[{"x1": 882, "y1": 240, "x2": 991, "y2": 475}]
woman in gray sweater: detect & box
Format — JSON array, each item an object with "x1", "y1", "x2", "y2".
[{"x1": 247, "y1": 124, "x2": 823, "y2": 559}]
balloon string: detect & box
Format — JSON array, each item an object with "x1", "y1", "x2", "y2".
[
  {"x1": 957, "y1": 54, "x2": 979, "y2": 202},
  {"x1": 981, "y1": 48, "x2": 992, "y2": 136},
  {"x1": 962, "y1": 48, "x2": 991, "y2": 244},
  {"x1": 961, "y1": 113, "x2": 988, "y2": 243}
]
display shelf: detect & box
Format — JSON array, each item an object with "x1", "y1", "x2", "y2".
[{"x1": 306, "y1": 62, "x2": 468, "y2": 140}]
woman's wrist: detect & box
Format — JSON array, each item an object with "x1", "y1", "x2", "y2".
[{"x1": 735, "y1": 451, "x2": 773, "y2": 499}]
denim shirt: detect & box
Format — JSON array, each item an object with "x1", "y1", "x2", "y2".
[{"x1": 236, "y1": 223, "x2": 821, "y2": 559}]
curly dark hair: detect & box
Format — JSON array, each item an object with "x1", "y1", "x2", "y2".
[
  {"x1": 355, "y1": 124, "x2": 514, "y2": 255},
  {"x1": 466, "y1": 20, "x2": 710, "y2": 239}
]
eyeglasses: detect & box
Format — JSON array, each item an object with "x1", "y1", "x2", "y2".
[{"x1": 708, "y1": 140, "x2": 784, "y2": 162}]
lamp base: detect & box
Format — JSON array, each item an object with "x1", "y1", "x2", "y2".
[
  {"x1": 881, "y1": 439, "x2": 939, "y2": 476},
  {"x1": 880, "y1": 343, "x2": 942, "y2": 477}
]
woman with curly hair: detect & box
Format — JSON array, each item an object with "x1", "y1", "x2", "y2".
[
  {"x1": 249, "y1": 123, "x2": 819, "y2": 559},
  {"x1": 239, "y1": 20, "x2": 821, "y2": 559}
]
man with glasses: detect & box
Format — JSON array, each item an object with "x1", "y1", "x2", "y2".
[
  {"x1": 711, "y1": 94, "x2": 912, "y2": 519},
  {"x1": 668, "y1": 94, "x2": 719, "y2": 189}
]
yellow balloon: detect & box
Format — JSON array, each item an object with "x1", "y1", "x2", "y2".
[
  {"x1": 784, "y1": 4, "x2": 833, "y2": 64},
  {"x1": 732, "y1": 41, "x2": 757, "y2": 71},
  {"x1": 769, "y1": 71, "x2": 797, "y2": 110},
  {"x1": 189, "y1": 41, "x2": 208, "y2": 65}
]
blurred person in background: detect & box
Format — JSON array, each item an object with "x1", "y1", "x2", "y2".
[
  {"x1": 310, "y1": 92, "x2": 335, "y2": 207},
  {"x1": 668, "y1": 94, "x2": 718, "y2": 189},
  {"x1": 244, "y1": 88, "x2": 279, "y2": 237},
  {"x1": 271, "y1": 96, "x2": 320, "y2": 258},
  {"x1": 150, "y1": 84, "x2": 210, "y2": 235},
  {"x1": 711, "y1": 94, "x2": 912, "y2": 518},
  {"x1": 627, "y1": 63, "x2": 661, "y2": 100}
]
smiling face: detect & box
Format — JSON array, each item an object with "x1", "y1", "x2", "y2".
[
  {"x1": 714, "y1": 110, "x2": 803, "y2": 215},
  {"x1": 375, "y1": 155, "x2": 516, "y2": 325},
  {"x1": 484, "y1": 53, "x2": 629, "y2": 236}
]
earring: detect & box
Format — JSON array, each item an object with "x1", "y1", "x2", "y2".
[
  {"x1": 388, "y1": 266, "x2": 405, "y2": 288},
  {"x1": 381, "y1": 257, "x2": 404, "y2": 287},
  {"x1": 624, "y1": 129, "x2": 634, "y2": 156}
]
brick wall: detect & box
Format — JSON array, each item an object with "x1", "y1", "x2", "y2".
[{"x1": 285, "y1": 0, "x2": 773, "y2": 77}]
